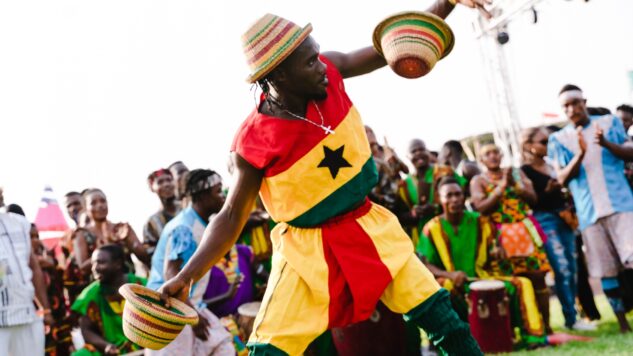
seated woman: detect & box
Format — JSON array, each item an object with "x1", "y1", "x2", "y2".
[
  {"x1": 71, "y1": 244, "x2": 145, "y2": 355},
  {"x1": 470, "y1": 144, "x2": 552, "y2": 334},
  {"x1": 420, "y1": 177, "x2": 546, "y2": 348}
]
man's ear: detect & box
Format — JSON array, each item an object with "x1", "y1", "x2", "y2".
[{"x1": 268, "y1": 68, "x2": 287, "y2": 86}]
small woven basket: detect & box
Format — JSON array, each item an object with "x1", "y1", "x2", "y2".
[
  {"x1": 119, "y1": 283, "x2": 199, "y2": 350},
  {"x1": 373, "y1": 11, "x2": 455, "y2": 78}
]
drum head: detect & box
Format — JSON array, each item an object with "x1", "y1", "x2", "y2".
[
  {"x1": 237, "y1": 301, "x2": 262, "y2": 317},
  {"x1": 469, "y1": 280, "x2": 505, "y2": 291}
]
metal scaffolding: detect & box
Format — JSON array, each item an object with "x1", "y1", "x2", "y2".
[{"x1": 473, "y1": 0, "x2": 545, "y2": 166}]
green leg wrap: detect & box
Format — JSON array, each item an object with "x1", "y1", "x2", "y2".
[
  {"x1": 247, "y1": 342, "x2": 288, "y2": 356},
  {"x1": 405, "y1": 289, "x2": 483, "y2": 356}
]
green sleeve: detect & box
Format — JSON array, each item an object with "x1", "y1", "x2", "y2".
[
  {"x1": 417, "y1": 231, "x2": 440, "y2": 266},
  {"x1": 70, "y1": 281, "x2": 100, "y2": 315}
]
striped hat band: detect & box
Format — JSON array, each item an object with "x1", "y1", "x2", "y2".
[{"x1": 242, "y1": 13, "x2": 313, "y2": 83}]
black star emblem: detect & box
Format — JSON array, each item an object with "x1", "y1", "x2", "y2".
[{"x1": 318, "y1": 145, "x2": 352, "y2": 179}]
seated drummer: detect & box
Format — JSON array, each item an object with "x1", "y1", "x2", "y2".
[{"x1": 418, "y1": 177, "x2": 547, "y2": 348}]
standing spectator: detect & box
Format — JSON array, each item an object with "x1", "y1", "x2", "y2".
[
  {"x1": 365, "y1": 125, "x2": 407, "y2": 212},
  {"x1": 168, "y1": 161, "x2": 190, "y2": 207},
  {"x1": 522, "y1": 127, "x2": 595, "y2": 331},
  {"x1": 438, "y1": 140, "x2": 481, "y2": 199},
  {"x1": 396, "y1": 138, "x2": 465, "y2": 248},
  {"x1": 71, "y1": 244, "x2": 145, "y2": 355},
  {"x1": 470, "y1": 144, "x2": 552, "y2": 333},
  {"x1": 548, "y1": 84, "x2": 633, "y2": 333},
  {"x1": 147, "y1": 169, "x2": 234, "y2": 356},
  {"x1": 31, "y1": 224, "x2": 74, "y2": 355},
  {"x1": 143, "y1": 169, "x2": 181, "y2": 258},
  {"x1": 0, "y1": 211, "x2": 54, "y2": 355},
  {"x1": 64, "y1": 192, "x2": 88, "y2": 227}
]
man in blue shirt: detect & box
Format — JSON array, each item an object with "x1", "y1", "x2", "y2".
[
  {"x1": 147, "y1": 169, "x2": 234, "y2": 355},
  {"x1": 548, "y1": 84, "x2": 633, "y2": 333}
]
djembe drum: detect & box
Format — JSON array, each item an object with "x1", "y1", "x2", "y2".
[
  {"x1": 467, "y1": 280, "x2": 513, "y2": 353},
  {"x1": 237, "y1": 301, "x2": 261, "y2": 340},
  {"x1": 331, "y1": 302, "x2": 407, "y2": 356}
]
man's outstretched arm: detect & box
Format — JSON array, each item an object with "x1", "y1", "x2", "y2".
[
  {"x1": 323, "y1": 0, "x2": 489, "y2": 79},
  {"x1": 159, "y1": 153, "x2": 263, "y2": 303}
]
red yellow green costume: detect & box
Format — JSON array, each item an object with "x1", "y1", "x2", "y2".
[{"x1": 232, "y1": 56, "x2": 480, "y2": 355}]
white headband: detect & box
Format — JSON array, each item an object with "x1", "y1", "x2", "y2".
[{"x1": 559, "y1": 89, "x2": 584, "y2": 102}]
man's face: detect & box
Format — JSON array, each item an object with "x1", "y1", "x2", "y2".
[
  {"x1": 276, "y1": 36, "x2": 329, "y2": 101},
  {"x1": 408, "y1": 139, "x2": 429, "y2": 170},
  {"x1": 480, "y1": 148, "x2": 502, "y2": 170},
  {"x1": 560, "y1": 95, "x2": 588, "y2": 125},
  {"x1": 30, "y1": 225, "x2": 39, "y2": 240},
  {"x1": 439, "y1": 183, "x2": 465, "y2": 215},
  {"x1": 152, "y1": 174, "x2": 176, "y2": 200},
  {"x1": 86, "y1": 191, "x2": 108, "y2": 222},
  {"x1": 91, "y1": 249, "x2": 120, "y2": 284},
  {"x1": 201, "y1": 183, "x2": 226, "y2": 217},
  {"x1": 65, "y1": 194, "x2": 84, "y2": 222},
  {"x1": 617, "y1": 109, "x2": 633, "y2": 133}
]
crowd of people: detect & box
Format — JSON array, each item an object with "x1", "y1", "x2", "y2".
[
  {"x1": 1, "y1": 84, "x2": 632, "y2": 355},
  {"x1": 3, "y1": 0, "x2": 633, "y2": 354}
]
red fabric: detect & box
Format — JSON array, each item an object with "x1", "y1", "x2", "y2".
[
  {"x1": 321, "y1": 201, "x2": 393, "y2": 328},
  {"x1": 231, "y1": 56, "x2": 352, "y2": 176}
]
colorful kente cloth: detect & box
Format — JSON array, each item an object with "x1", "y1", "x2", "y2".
[
  {"x1": 397, "y1": 166, "x2": 466, "y2": 247},
  {"x1": 420, "y1": 213, "x2": 545, "y2": 343},
  {"x1": 70, "y1": 274, "x2": 146, "y2": 355},
  {"x1": 231, "y1": 56, "x2": 445, "y2": 355},
  {"x1": 484, "y1": 181, "x2": 550, "y2": 275}
]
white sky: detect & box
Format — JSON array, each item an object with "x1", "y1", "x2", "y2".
[{"x1": 2, "y1": 0, "x2": 632, "y2": 234}]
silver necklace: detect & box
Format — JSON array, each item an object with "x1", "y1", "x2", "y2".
[{"x1": 283, "y1": 101, "x2": 335, "y2": 135}]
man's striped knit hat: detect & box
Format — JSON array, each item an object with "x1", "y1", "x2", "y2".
[{"x1": 242, "y1": 13, "x2": 313, "y2": 83}]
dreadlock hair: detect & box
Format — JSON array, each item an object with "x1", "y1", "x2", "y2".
[{"x1": 185, "y1": 169, "x2": 220, "y2": 203}]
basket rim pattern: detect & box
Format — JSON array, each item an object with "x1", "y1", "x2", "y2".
[
  {"x1": 373, "y1": 11, "x2": 455, "y2": 60},
  {"x1": 119, "y1": 283, "x2": 199, "y2": 326}
]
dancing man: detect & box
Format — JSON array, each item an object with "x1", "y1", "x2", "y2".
[{"x1": 160, "y1": 1, "x2": 488, "y2": 354}]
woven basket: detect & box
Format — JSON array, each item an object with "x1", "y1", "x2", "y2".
[
  {"x1": 119, "y1": 283, "x2": 199, "y2": 350},
  {"x1": 373, "y1": 11, "x2": 454, "y2": 78}
]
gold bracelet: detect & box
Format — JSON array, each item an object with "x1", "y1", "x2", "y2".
[{"x1": 448, "y1": 0, "x2": 458, "y2": 6}]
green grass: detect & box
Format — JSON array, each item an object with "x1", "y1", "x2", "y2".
[{"x1": 502, "y1": 295, "x2": 633, "y2": 355}]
